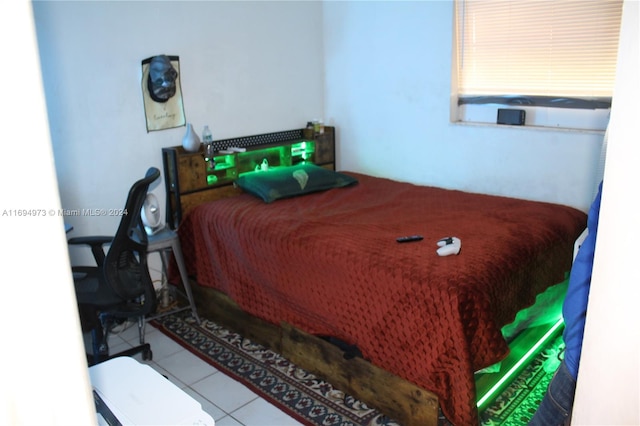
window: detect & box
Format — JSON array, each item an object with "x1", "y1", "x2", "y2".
[{"x1": 452, "y1": 0, "x2": 623, "y2": 130}]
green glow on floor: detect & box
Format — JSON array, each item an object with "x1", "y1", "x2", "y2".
[{"x1": 476, "y1": 318, "x2": 564, "y2": 410}]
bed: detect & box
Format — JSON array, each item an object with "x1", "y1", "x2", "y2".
[{"x1": 169, "y1": 141, "x2": 587, "y2": 425}]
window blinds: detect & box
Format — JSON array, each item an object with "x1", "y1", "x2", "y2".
[{"x1": 456, "y1": 0, "x2": 623, "y2": 98}]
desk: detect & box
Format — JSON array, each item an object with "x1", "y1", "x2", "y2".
[{"x1": 89, "y1": 357, "x2": 215, "y2": 425}]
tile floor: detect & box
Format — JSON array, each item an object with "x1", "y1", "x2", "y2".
[{"x1": 93, "y1": 321, "x2": 304, "y2": 426}]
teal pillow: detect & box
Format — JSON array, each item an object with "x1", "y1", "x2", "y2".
[{"x1": 235, "y1": 163, "x2": 358, "y2": 203}]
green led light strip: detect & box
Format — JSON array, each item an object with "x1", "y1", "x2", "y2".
[{"x1": 476, "y1": 318, "x2": 564, "y2": 409}]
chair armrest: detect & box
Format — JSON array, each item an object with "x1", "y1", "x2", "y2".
[
  {"x1": 68, "y1": 236, "x2": 113, "y2": 267},
  {"x1": 68, "y1": 236, "x2": 113, "y2": 246}
]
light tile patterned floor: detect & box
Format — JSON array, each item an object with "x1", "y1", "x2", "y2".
[{"x1": 93, "y1": 322, "x2": 304, "y2": 426}]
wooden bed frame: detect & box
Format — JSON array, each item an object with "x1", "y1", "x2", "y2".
[
  {"x1": 162, "y1": 127, "x2": 572, "y2": 425},
  {"x1": 190, "y1": 283, "x2": 441, "y2": 426}
]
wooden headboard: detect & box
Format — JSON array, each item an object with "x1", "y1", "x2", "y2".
[{"x1": 162, "y1": 126, "x2": 335, "y2": 229}]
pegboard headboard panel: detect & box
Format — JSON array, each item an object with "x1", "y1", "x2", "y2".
[{"x1": 210, "y1": 129, "x2": 305, "y2": 151}]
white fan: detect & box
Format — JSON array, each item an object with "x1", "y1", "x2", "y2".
[{"x1": 141, "y1": 193, "x2": 163, "y2": 235}]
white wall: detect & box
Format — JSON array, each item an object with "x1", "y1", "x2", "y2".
[
  {"x1": 1, "y1": 2, "x2": 95, "y2": 424},
  {"x1": 33, "y1": 0, "x2": 324, "y2": 267},
  {"x1": 572, "y1": 1, "x2": 640, "y2": 424},
  {"x1": 323, "y1": 1, "x2": 604, "y2": 212}
]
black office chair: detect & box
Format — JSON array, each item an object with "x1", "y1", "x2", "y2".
[{"x1": 70, "y1": 167, "x2": 160, "y2": 366}]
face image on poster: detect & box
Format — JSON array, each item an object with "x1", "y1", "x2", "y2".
[{"x1": 141, "y1": 55, "x2": 186, "y2": 132}]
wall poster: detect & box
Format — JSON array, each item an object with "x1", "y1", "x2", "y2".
[{"x1": 141, "y1": 55, "x2": 186, "y2": 132}]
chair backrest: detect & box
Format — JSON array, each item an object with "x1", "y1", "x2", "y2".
[{"x1": 103, "y1": 167, "x2": 160, "y2": 314}]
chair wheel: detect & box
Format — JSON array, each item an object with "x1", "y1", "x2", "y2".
[{"x1": 143, "y1": 348, "x2": 153, "y2": 361}]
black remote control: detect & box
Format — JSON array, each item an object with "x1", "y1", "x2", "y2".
[{"x1": 396, "y1": 235, "x2": 424, "y2": 243}]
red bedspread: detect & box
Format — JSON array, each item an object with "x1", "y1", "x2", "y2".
[{"x1": 177, "y1": 172, "x2": 586, "y2": 425}]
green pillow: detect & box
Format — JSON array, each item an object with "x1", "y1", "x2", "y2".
[{"x1": 235, "y1": 163, "x2": 358, "y2": 203}]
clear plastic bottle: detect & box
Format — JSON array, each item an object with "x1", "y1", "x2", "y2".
[{"x1": 202, "y1": 125, "x2": 213, "y2": 144}]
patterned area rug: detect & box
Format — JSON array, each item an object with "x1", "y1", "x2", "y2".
[
  {"x1": 151, "y1": 312, "x2": 404, "y2": 426},
  {"x1": 152, "y1": 311, "x2": 561, "y2": 426}
]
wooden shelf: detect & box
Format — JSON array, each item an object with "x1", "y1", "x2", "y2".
[{"x1": 162, "y1": 127, "x2": 335, "y2": 228}]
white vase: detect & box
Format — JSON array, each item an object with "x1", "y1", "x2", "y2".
[{"x1": 182, "y1": 123, "x2": 201, "y2": 152}]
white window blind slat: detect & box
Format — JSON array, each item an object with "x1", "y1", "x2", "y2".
[{"x1": 457, "y1": 0, "x2": 623, "y2": 98}]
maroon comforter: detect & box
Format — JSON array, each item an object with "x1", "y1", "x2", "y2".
[{"x1": 177, "y1": 172, "x2": 586, "y2": 425}]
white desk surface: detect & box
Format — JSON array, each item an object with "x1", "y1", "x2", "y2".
[{"x1": 89, "y1": 356, "x2": 215, "y2": 425}]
